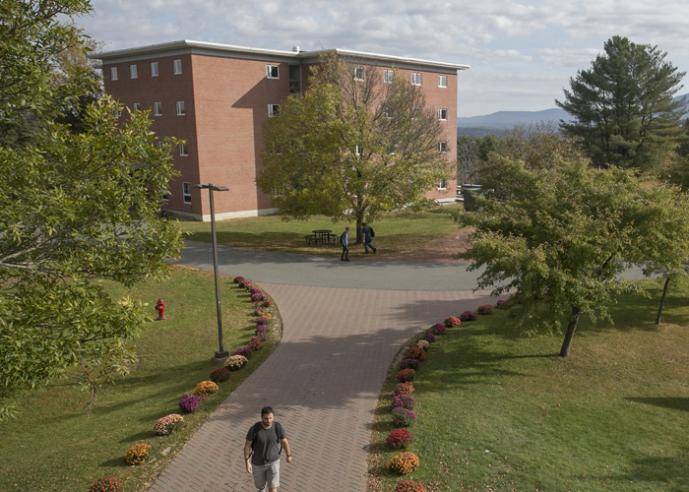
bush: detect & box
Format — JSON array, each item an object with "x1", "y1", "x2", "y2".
[
  {"x1": 394, "y1": 382, "x2": 415, "y2": 396},
  {"x1": 209, "y1": 366, "x2": 231, "y2": 383},
  {"x1": 125, "y1": 441, "x2": 151, "y2": 466},
  {"x1": 153, "y1": 414, "x2": 184, "y2": 435},
  {"x1": 256, "y1": 316, "x2": 269, "y2": 325},
  {"x1": 251, "y1": 293, "x2": 265, "y2": 302},
  {"x1": 388, "y1": 452, "x2": 420, "y2": 475},
  {"x1": 392, "y1": 394, "x2": 416, "y2": 410},
  {"x1": 459, "y1": 310, "x2": 477, "y2": 321},
  {"x1": 194, "y1": 380, "x2": 219, "y2": 395},
  {"x1": 386, "y1": 428, "x2": 413, "y2": 449},
  {"x1": 399, "y1": 358, "x2": 419, "y2": 370},
  {"x1": 262, "y1": 299, "x2": 273, "y2": 308},
  {"x1": 396, "y1": 368, "x2": 416, "y2": 382},
  {"x1": 477, "y1": 304, "x2": 493, "y2": 315},
  {"x1": 432, "y1": 322, "x2": 447, "y2": 335},
  {"x1": 416, "y1": 339, "x2": 429, "y2": 351},
  {"x1": 88, "y1": 477, "x2": 122, "y2": 492},
  {"x1": 224, "y1": 354, "x2": 248, "y2": 371},
  {"x1": 424, "y1": 331, "x2": 436, "y2": 343},
  {"x1": 444, "y1": 315, "x2": 461, "y2": 327},
  {"x1": 249, "y1": 336, "x2": 263, "y2": 351},
  {"x1": 178, "y1": 393, "x2": 203, "y2": 414},
  {"x1": 255, "y1": 325, "x2": 268, "y2": 341},
  {"x1": 405, "y1": 346, "x2": 427, "y2": 361},
  {"x1": 232, "y1": 345, "x2": 252, "y2": 359},
  {"x1": 395, "y1": 480, "x2": 427, "y2": 492},
  {"x1": 233, "y1": 276, "x2": 246, "y2": 285},
  {"x1": 392, "y1": 407, "x2": 416, "y2": 427}
]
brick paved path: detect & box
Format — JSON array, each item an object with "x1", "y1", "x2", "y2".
[{"x1": 150, "y1": 246, "x2": 491, "y2": 491}]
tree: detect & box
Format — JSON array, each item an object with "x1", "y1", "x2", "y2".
[
  {"x1": 0, "y1": 1, "x2": 182, "y2": 417},
  {"x1": 461, "y1": 148, "x2": 687, "y2": 356},
  {"x1": 258, "y1": 55, "x2": 450, "y2": 242},
  {"x1": 557, "y1": 36, "x2": 686, "y2": 171}
]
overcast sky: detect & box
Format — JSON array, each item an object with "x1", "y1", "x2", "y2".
[{"x1": 75, "y1": 0, "x2": 689, "y2": 117}]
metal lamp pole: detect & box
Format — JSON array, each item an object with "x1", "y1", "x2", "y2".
[{"x1": 196, "y1": 183, "x2": 230, "y2": 360}]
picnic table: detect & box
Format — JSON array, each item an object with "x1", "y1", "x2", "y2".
[{"x1": 304, "y1": 229, "x2": 338, "y2": 246}]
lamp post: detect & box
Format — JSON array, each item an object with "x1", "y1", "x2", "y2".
[{"x1": 195, "y1": 183, "x2": 230, "y2": 360}]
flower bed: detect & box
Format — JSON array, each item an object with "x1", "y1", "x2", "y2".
[
  {"x1": 125, "y1": 441, "x2": 151, "y2": 466},
  {"x1": 153, "y1": 414, "x2": 184, "y2": 435},
  {"x1": 395, "y1": 480, "x2": 427, "y2": 492},
  {"x1": 178, "y1": 393, "x2": 203, "y2": 414},
  {"x1": 388, "y1": 452, "x2": 420, "y2": 475},
  {"x1": 88, "y1": 477, "x2": 122, "y2": 492},
  {"x1": 392, "y1": 407, "x2": 416, "y2": 427},
  {"x1": 386, "y1": 428, "x2": 413, "y2": 449},
  {"x1": 224, "y1": 354, "x2": 248, "y2": 371},
  {"x1": 194, "y1": 380, "x2": 219, "y2": 395},
  {"x1": 432, "y1": 322, "x2": 447, "y2": 335},
  {"x1": 396, "y1": 368, "x2": 416, "y2": 382},
  {"x1": 209, "y1": 366, "x2": 230, "y2": 383},
  {"x1": 477, "y1": 304, "x2": 493, "y2": 315},
  {"x1": 394, "y1": 382, "x2": 415, "y2": 396},
  {"x1": 416, "y1": 339, "x2": 429, "y2": 351},
  {"x1": 444, "y1": 315, "x2": 461, "y2": 327},
  {"x1": 392, "y1": 394, "x2": 415, "y2": 410},
  {"x1": 399, "y1": 358, "x2": 420, "y2": 370},
  {"x1": 232, "y1": 345, "x2": 252, "y2": 359},
  {"x1": 459, "y1": 310, "x2": 477, "y2": 322}
]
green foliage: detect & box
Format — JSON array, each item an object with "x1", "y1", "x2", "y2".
[
  {"x1": 557, "y1": 35, "x2": 686, "y2": 171},
  {"x1": 461, "y1": 147, "x2": 689, "y2": 353},
  {"x1": 258, "y1": 55, "x2": 448, "y2": 240}
]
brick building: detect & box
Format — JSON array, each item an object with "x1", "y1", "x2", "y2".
[{"x1": 93, "y1": 40, "x2": 469, "y2": 221}]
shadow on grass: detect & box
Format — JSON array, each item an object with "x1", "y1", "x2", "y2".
[
  {"x1": 99, "y1": 456, "x2": 128, "y2": 467},
  {"x1": 120, "y1": 430, "x2": 157, "y2": 443},
  {"x1": 592, "y1": 448, "x2": 689, "y2": 492},
  {"x1": 625, "y1": 397, "x2": 689, "y2": 413}
]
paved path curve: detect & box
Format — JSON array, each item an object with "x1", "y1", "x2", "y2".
[{"x1": 150, "y1": 243, "x2": 492, "y2": 492}]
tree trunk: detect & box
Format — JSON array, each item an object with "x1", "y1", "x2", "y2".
[
  {"x1": 559, "y1": 306, "x2": 582, "y2": 357},
  {"x1": 655, "y1": 274, "x2": 671, "y2": 325},
  {"x1": 355, "y1": 216, "x2": 363, "y2": 244}
]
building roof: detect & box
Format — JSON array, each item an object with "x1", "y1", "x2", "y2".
[{"x1": 90, "y1": 40, "x2": 470, "y2": 72}]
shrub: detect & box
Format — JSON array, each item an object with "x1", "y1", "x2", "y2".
[
  {"x1": 394, "y1": 382, "x2": 415, "y2": 396},
  {"x1": 416, "y1": 339, "x2": 429, "y2": 351},
  {"x1": 388, "y1": 452, "x2": 420, "y2": 475},
  {"x1": 386, "y1": 428, "x2": 413, "y2": 449},
  {"x1": 395, "y1": 480, "x2": 427, "y2": 492},
  {"x1": 432, "y1": 322, "x2": 447, "y2": 335},
  {"x1": 424, "y1": 330, "x2": 436, "y2": 343},
  {"x1": 153, "y1": 414, "x2": 184, "y2": 435},
  {"x1": 178, "y1": 393, "x2": 203, "y2": 413},
  {"x1": 232, "y1": 345, "x2": 252, "y2": 359},
  {"x1": 233, "y1": 276, "x2": 246, "y2": 285},
  {"x1": 477, "y1": 304, "x2": 493, "y2": 315},
  {"x1": 392, "y1": 394, "x2": 416, "y2": 410},
  {"x1": 254, "y1": 307, "x2": 264, "y2": 316},
  {"x1": 392, "y1": 407, "x2": 416, "y2": 427},
  {"x1": 255, "y1": 325, "x2": 268, "y2": 341},
  {"x1": 459, "y1": 310, "x2": 477, "y2": 321},
  {"x1": 405, "y1": 346, "x2": 427, "y2": 361},
  {"x1": 249, "y1": 336, "x2": 263, "y2": 351},
  {"x1": 125, "y1": 441, "x2": 151, "y2": 466},
  {"x1": 194, "y1": 380, "x2": 219, "y2": 395},
  {"x1": 445, "y1": 315, "x2": 461, "y2": 327},
  {"x1": 399, "y1": 358, "x2": 419, "y2": 370},
  {"x1": 224, "y1": 354, "x2": 248, "y2": 371},
  {"x1": 396, "y1": 368, "x2": 416, "y2": 382},
  {"x1": 249, "y1": 287, "x2": 263, "y2": 295},
  {"x1": 256, "y1": 316, "x2": 269, "y2": 325},
  {"x1": 88, "y1": 477, "x2": 122, "y2": 492},
  {"x1": 262, "y1": 299, "x2": 273, "y2": 308},
  {"x1": 251, "y1": 293, "x2": 265, "y2": 302},
  {"x1": 209, "y1": 366, "x2": 230, "y2": 383}
]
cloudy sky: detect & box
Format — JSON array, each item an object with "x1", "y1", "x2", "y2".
[{"x1": 75, "y1": 0, "x2": 689, "y2": 116}]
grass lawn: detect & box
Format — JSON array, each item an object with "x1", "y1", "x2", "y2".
[
  {"x1": 369, "y1": 279, "x2": 689, "y2": 492},
  {"x1": 181, "y1": 205, "x2": 464, "y2": 258},
  {"x1": 0, "y1": 266, "x2": 279, "y2": 492}
]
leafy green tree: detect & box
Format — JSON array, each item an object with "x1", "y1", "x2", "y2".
[
  {"x1": 0, "y1": 1, "x2": 182, "y2": 417},
  {"x1": 557, "y1": 36, "x2": 686, "y2": 171},
  {"x1": 461, "y1": 151, "x2": 687, "y2": 356},
  {"x1": 258, "y1": 55, "x2": 449, "y2": 242}
]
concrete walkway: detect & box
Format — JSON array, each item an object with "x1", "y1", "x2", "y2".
[{"x1": 150, "y1": 243, "x2": 492, "y2": 491}]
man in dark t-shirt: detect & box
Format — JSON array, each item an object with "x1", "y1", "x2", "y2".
[{"x1": 244, "y1": 406, "x2": 292, "y2": 492}]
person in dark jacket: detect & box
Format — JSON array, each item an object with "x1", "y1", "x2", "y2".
[
  {"x1": 340, "y1": 226, "x2": 350, "y2": 261},
  {"x1": 362, "y1": 222, "x2": 377, "y2": 254},
  {"x1": 244, "y1": 406, "x2": 292, "y2": 492}
]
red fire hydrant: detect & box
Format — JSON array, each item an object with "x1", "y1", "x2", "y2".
[{"x1": 155, "y1": 298, "x2": 166, "y2": 321}]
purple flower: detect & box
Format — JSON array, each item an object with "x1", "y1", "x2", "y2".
[
  {"x1": 179, "y1": 393, "x2": 203, "y2": 413},
  {"x1": 399, "y1": 358, "x2": 419, "y2": 370},
  {"x1": 232, "y1": 346, "x2": 252, "y2": 358},
  {"x1": 424, "y1": 331, "x2": 436, "y2": 343},
  {"x1": 460, "y1": 310, "x2": 477, "y2": 321},
  {"x1": 432, "y1": 322, "x2": 447, "y2": 335}
]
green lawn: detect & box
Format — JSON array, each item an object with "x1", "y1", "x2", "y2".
[
  {"x1": 181, "y1": 205, "x2": 463, "y2": 257},
  {"x1": 0, "y1": 267, "x2": 279, "y2": 492},
  {"x1": 369, "y1": 279, "x2": 689, "y2": 492}
]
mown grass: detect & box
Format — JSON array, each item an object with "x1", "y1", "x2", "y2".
[
  {"x1": 181, "y1": 205, "x2": 463, "y2": 257},
  {"x1": 0, "y1": 266, "x2": 279, "y2": 492},
  {"x1": 369, "y1": 279, "x2": 689, "y2": 492}
]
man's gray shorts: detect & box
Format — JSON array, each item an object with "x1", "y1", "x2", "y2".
[{"x1": 252, "y1": 459, "x2": 280, "y2": 490}]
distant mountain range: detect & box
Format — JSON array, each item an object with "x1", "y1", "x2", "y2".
[{"x1": 458, "y1": 93, "x2": 689, "y2": 137}]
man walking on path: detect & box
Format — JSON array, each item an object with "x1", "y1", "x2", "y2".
[
  {"x1": 244, "y1": 406, "x2": 292, "y2": 492},
  {"x1": 340, "y1": 226, "x2": 350, "y2": 261},
  {"x1": 362, "y1": 222, "x2": 377, "y2": 254}
]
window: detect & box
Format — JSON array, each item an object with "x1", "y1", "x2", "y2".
[
  {"x1": 153, "y1": 102, "x2": 162, "y2": 116},
  {"x1": 266, "y1": 64, "x2": 279, "y2": 79},
  {"x1": 438, "y1": 141, "x2": 448, "y2": 153},
  {"x1": 438, "y1": 75, "x2": 448, "y2": 88},
  {"x1": 267, "y1": 104, "x2": 280, "y2": 117},
  {"x1": 179, "y1": 142, "x2": 188, "y2": 156},
  {"x1": 176, "y1": 101, "x2": 186, "y2": 116},
  {"x1": 437, "y1": 107, "x2": 448, "y2": 121},
  {"x1": 110, "y1": 67, "x2": 118, "y2": 81},
  {"x1": 173, "y1": 59, "x2": 182, "y2": 75},
  {"x1": 151, "y1": 61, "x2": 159, "y2": 77},
  {"x1": 182, "y1": 182, "x2": 191, "y2": 204},
  {"x1": 130, "y1": 64, "x2": 138, "y2": 79},
  {"x1": 437, "y1": 178, "x2": 448, "y2": 190},
  {"x1": 132, "y1": 102, "x2": 141, "y2": 111},
  {"x1": 384, "y1": 69, "x2": 394, "y2": 84},
  {"x1": 411, "y1": 72, "x2": 422, "y2": 86},
  {"x1": 354, "y1": 67, "x2": 364, "y2": 81}
]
